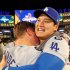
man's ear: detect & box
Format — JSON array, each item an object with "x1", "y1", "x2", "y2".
[
  {"x1": 26, "y1": 28, "x2": 33, "y2": 36},
  {"x1": 54, "y1": 25, "x2": 59, "y2": 31}
]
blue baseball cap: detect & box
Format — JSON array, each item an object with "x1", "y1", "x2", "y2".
[{"x1": 34, "y1": 7, "x2": 60, "y2": 24}]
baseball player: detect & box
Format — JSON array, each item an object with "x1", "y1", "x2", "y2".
[
  {"x1": 2, "y1": 7, "x2": 69, "y2": 70},
  {"x1": 0, "y1": 21, "x2": 41, "y2": 69},
  {"x1": 34, "y1": 7, "x2": 69, "y2": 70}
]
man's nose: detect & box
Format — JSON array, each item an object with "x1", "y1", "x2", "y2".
[{"x1": 39, "y1": 20, "x2": 44, "y2": 27}]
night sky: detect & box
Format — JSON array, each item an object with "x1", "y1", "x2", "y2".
[{"x1": 0, "y1": 0, "x2": 70, "y2": 14}]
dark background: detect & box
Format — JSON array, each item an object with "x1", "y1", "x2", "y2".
[{"x1": 0, "y1": 0, "x2": 70, "y2": 15}]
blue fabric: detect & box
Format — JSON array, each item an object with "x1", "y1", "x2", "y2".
[
  {"x1": 35, "y1": 53, "x2": 64, "y2": 70},
  {"x1": 3, "y1": 53, "x2": 64, "y2": 70},
  {"x1": 3, "y1": 65, "x2": 34, "y2": 70}
]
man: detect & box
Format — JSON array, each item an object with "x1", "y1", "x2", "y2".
[
  {"x1": 0, "y1": 21, "x2": 40, "y2": 69},
  {"x1": 2, "y1": 7, "x2": 69, "y2": 70},
  {"x1": 34, "y1": 7, "x2": 69, "y2": 70}
]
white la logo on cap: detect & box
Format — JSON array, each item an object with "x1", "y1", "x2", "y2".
[
  {"x1": 44, "y1": 7, "x2": 48, "y2": 12},
  {"x1": 57, "y1": 19, "x2": 59, "y2": 22}
]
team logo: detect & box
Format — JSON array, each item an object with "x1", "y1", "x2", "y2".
[
  {"x1": 0, "y1": 16, "x2": 9, "y2": 22},
  {"x1": 22, "y1": 13, "x2": 37, "y2": 22},
  {"x1": 50, "y1": 42, "x2": 59, "y2": 52},
  {"x1": 44, "y1": 7, "x2": 48, "y2": 12}
]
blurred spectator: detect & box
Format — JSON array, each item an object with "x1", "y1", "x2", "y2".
[{"x1": 0, "y1": 46, "x2": 3, "y2": 62}]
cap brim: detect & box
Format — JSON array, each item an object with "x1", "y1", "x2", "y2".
[{"x1": 34, "y1": 10, "x2": 47, "y2": 18}]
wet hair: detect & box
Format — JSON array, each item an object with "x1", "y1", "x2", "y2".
[{"x1": 13, "y1": 21, "x2": 35, "y2": 39}]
